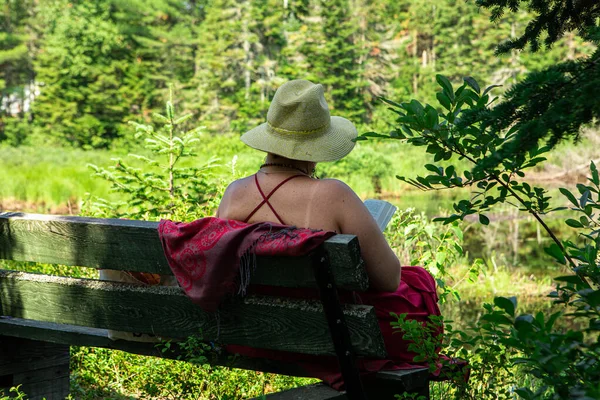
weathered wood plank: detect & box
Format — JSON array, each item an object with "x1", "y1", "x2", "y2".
[
  {"x1": 0, "y1": 337, "x2": 69, "y2": 376},
  {"x1": 0, "y1": 213, "x2": 368, "y2": 291},
  {"x1": 0, "y1": 318, "x2": 315, "y2": 377},
  {"x1": 376, "y1": 369, "x2": 430, "y2": 384},
  {"x1": 12, "y1": 364, "x2": 70, "y2": 400},
  {"x1": 0, "y1": 319, "x2": 431, "y2": 396},
  {"x1": 0, "y1": 337, "x2": 70, "y2": 400},
  {"x1": 366, "y1": 369, "x2": 430, "y2": 399},
  {"x1": 0, "y1": 271, "x2": 386, "y2": 358}
]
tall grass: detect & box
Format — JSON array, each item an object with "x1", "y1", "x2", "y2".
[
  {"x1": 0, "y1": 137, "x2": 437, "y2": 213},
  {"x1": 0, "y1": 147, "x2": 117, "y2": 212}
]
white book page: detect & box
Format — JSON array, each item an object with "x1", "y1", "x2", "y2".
[{"x1": 364, "y1": 199, "x2": 397, "y2": 232}]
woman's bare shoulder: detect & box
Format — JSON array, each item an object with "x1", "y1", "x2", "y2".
[
  {"x1": 316, "y1": 178, "x2": 362, "y2": 204},
  {"x1": 223, "y1": 175, "x2": 254, "y2": 196},
  {"x1": 315, "y1": 178, "x2": 354, "y2": 195},
  {"x1": 217, "y1": 175, "x2": 254, "y2": 218}
]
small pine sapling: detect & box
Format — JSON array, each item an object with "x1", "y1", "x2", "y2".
[{"x1": 86, "y1": 88, "x2": 217, "y2": 221}]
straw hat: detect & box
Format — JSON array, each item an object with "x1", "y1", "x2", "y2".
[{"x1": 241, "y1": 80, "x2": 358, "y2": 162}]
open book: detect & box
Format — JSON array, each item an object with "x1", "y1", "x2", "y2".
[{"x1": 364, "y1": 199, "x2": 397, "y2": 232}]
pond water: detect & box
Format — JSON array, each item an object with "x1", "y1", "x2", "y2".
[
  {"x1": 382, "y1": 184, "x2": 584, "y2": 332},
  {"x1": 385, "y1": 185, "x2": 576, "y2": 275}
]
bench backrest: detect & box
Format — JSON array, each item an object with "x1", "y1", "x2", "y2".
[{"x1": 0, "y1": 212, "x2": 387, "y2": 358}]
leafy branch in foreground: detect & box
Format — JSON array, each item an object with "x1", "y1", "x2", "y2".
[
  {"x1": 359, "y1": 76, "x2": 568, "y2": 253},
  {"x1": 86, "y1": 88, "x2": 218, "y2": 221},
  {"x1": 391, "y1": 167, "x2": 600, "y2": 398},
  {"x1": 366, "y1": 77, "x2": 600, "y2": 397}
]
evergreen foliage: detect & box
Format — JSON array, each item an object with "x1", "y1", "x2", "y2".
[
  {"x1": 478, "y1": 0, "x2": 599, "y2": 52},
  {"x1": 472, "y1": 0, "x2": 600, "y2": 168},
  {"x1": 86, "y1": 88, "x2": 216, "y2": 220},
  {"x1": 310, "y1": 0, "x2": 367, "y2": 119},
  {"x1": 0, "y1": 0, "x2": 35, "y2": 144},
  {"x1": 0, "y1": 0, "x2": 592, "y2": 147}
]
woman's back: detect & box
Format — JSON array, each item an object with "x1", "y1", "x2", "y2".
[
  {"x1": 217, "y1": 169, "x2": 401, "y2": 292},
  {"x1": 218, "y1": 172, "x2": 341, "y2": 232}
]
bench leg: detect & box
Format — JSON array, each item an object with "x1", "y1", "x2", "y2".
[{"x1": 0, "y1": 336, "x2": 70, "y2": 400}]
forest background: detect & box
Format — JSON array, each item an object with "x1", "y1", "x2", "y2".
[
  {"x1": 1, "y1": 0, "x2": 599, "y2": 399},
  {"x1": 2, "y1": 0, "x2": 594, "y2": 148}
]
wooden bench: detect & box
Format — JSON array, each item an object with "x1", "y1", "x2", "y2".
[{"x1": 0, "y1": 212, "x2": 430, "y2": 399}]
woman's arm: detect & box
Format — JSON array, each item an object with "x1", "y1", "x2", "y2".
[{"x1": 325, "y1": 180, "x2": 401, "y2": 292}]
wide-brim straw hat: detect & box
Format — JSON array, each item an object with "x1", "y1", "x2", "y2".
[{"x1": 241, "y1": 80, "x2": 358, "y2": 162}]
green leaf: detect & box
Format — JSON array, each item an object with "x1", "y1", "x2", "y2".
[
  {"x1": 379, "y1": 97, "x2": 403, "y2": 108},
  {"x1": 425, "y1": 164, "x2": 442, "y2": 175},
  {"x1": 463, "y1": 76, "x2": 481, "y2": 94},
  {"x1": 482, "y1": 84, "x2": 502, "y2": 96},
  {"x1": 580, "y1": 189, "x2": 590, "y2": 208},
  {"x1": 565, "y1": 219, "x2": 583, "y2": 228},
  {"x1": 479, "y1": 214, "x2": 490, "y2": 225},
  {"x1": 559, "y1": 188, "x2": 579, "y2": 207},
  {"x1": 404, "y1": 100, "x2": 425, "y2": 117},
  {"x1": 436, "y1": 75, "x2": 454, "y2": 97},
  {"x1": 591, "y1": 161, "x2": 599, "y2": 186},
  {"x1": 424, "y1": 106, "x2": 439, "y2": 129},
  {"x1": 416, "y1": 176, "x2": 432, "y2": 188},
  {"x1": 357, "y1": 131, "x2": 393, "y2": 140},
  {"x1": 481, "y1": 312, "x2": 513, "y2": 325},
  {"x1": 494, "y1": 296, "x2": 517, "y2": 316},
  {"x1": 544, "y1": 243, "x2": 566, "y2": 264},
  {"x1": 554, "y1": 275, "x2": 587, "y2": 286},
  {"x1": 436, "y1": 92, "x2": 452, "y2": 111},
  {"x1": 583, "y1": 289, "x2": 600, "y2": 307}
]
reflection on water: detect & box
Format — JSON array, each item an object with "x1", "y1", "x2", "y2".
[
  {"x1": 385, "y1": 187, "x2": 586, "y2": 334},
  {"x1": 387, "y1": 187, "x2": 578, "y2": 275}
]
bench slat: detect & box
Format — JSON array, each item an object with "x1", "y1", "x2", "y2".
[
  {"x1": 0, "y1": 318, "x2": 430, "y2": 396},
  {"x1": 0, "y1": 270, "x2": 386, "y2": 358},
  {"x1": 0, "y1": 317, "x2": 314, "y2": 377},
  {"x1": 0, "y1": 212, "x2": 368, "y2": 291}
]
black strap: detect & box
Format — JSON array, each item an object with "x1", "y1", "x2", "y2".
[{"x1": 312, "y1": 248, "x2": 367, "y2": 400}]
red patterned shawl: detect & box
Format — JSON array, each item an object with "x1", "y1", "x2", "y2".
[{"x1": 158, "y1": 217, "x2": 335, "y2": 312}]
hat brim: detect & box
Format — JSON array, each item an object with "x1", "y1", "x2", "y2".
[{"x1": 240, "y1": 116, "x2": 357, "y2": 162}]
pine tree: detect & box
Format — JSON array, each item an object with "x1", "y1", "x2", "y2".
[
  {"x1": 1, "y1": 0, "x2": 594, "y2": 147},
  {"x1": 31, "y1": 0, "x2": 205, "y2": 148},
  {"x1": 0, "y1": 0, "x2": 35, "y2": 144},
  {"x1": 32, "y1": 1, "x2": 136, "y2": 147},
  {"x1": 297, "y1": 0, "x2": 367, "y2": 121},
  {"x1": 187, "y1": 0, "x2": 247, "y2": 133},
  {"x1": 189, "y1": 0, "x2": 293, "y2": 134},
  {"x1": 87, "y1": 88, "x2": 216, "y2": 220},
  {"x1": 471, "y1": 0, "x2": 600, "y2": 167}
]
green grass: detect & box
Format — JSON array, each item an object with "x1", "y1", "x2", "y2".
[
  {"x1": 70, "y1": 347, "x2": 318, "y2": 400},
  {"x1": 0, "y1": 137, "x2": 435, "y2": 213},
  {"x1": 3, "y1": 129, "x2": 594, "y2": 215},
  {"x1": 0, "y1": 146, "x2": 118, "y2": 212}
]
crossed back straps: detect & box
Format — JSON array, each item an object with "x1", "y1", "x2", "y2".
[{"x1": 243, "y1": 174, "x2": 304, "y2": 225}]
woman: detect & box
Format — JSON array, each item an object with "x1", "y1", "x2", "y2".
[
  {"x1": 212, "y1": 80, "x2": 443, "y2": 389},
  {"x1": 216, "y1": 79, "x2": 401, "y2": 292}
]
